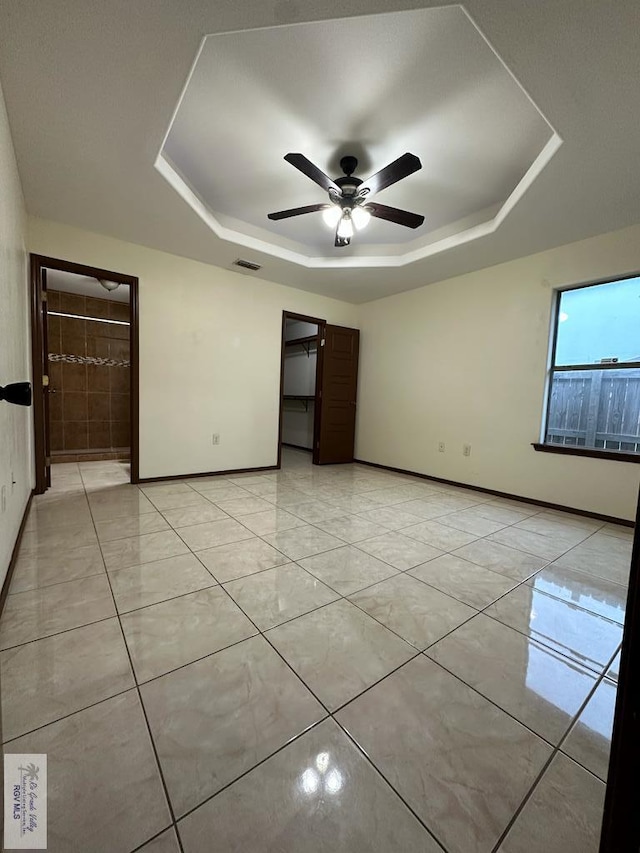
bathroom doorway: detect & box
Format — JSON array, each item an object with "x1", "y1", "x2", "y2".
[{"x1": 30, "y1": 255, "x2": 139, "y2": 492}]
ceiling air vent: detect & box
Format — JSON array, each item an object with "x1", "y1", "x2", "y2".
[{"x1": 233, "y1": 259, "x2": 262, "y2": 272}]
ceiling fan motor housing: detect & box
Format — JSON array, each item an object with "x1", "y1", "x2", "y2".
[{"x1": 335, "y1": 156, "x2": 363, "y2": 200}]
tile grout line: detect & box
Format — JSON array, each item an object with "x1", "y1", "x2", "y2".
[
  {"x1": 79, "y1": 464, "x2": 188, "y2": 853},
  {"x1": 488, "y1": 642, "x2": 621, "y2": 852}
]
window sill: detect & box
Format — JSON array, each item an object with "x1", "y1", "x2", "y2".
[{"x1": 532, "y1": 443, "x2": 640, "y2": 463}]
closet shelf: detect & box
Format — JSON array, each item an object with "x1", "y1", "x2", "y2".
[
  {"x1": 283, "y1": 394, "x2": 315, "y2": 412},
  {"x1": 285, "y1": 335, "x2": 317, "y2": 347},
  {"x1": 285, "y1": 335, "x2": 318, "y2": 356}
]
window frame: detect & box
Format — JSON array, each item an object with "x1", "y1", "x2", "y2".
[{"x1": 534, "y1": 272, "x2": 640, "y2": 463}]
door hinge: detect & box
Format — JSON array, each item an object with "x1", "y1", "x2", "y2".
[
  {"x1": 320, "y1": 337, "x2": 325, "y2": 347},
  {"x1": 316, "y1": 442, "x2": 320, "y2": 449},
  {"x1": 41, "y1": 291, "x2": 47, "y2": 302},
  {"x1": 45, "y1": 456, "x2": 51, "y2": 465},
  {"x1": 43, "y1": 374, "x2": 49, "y2": 387}
]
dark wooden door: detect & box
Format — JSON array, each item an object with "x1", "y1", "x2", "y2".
[{"x1": 315, "y1": 325, "x2": 359, "y2": 464}]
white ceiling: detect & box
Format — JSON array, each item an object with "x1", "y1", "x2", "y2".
[
  {"x1": 1, "y1": 1, "x2": 639, "y2": 302},
  {"x1": 46, "y1": 270, "x2": 130, "y2": 303},
  {"x1": 162, "y1": 7, "x2": 553, "y2": 263}
]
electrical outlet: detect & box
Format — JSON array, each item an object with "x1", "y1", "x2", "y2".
[
  {"x1": 438, "y1": 442, "x2": 445, "y2": 453},
  {"x1": 1, "y1": 485, "x2": 6, "y2": 514},
  {"x1": 212, "y1": 433, "x2": 220, "y2": 446},
  {"x1": 463, "y1": 444, "x2": 472, "y2": 457}
]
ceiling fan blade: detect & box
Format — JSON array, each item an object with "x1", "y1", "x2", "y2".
[
  {"x1": 365, "y1": 202, "x2": 425, "y2": 229},
  {"x1": 268, "y1": 203, "x2": 328, "y2": 221},
  {"x1": 284, "y1": 153, "x2": 340, "y2": 193},
  {"x1": 359, "y1": 153, "x2": 422, "y2": 196}
]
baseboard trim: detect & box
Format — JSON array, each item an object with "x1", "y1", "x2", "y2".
[
  {"x1": 354, "y1": 459, "x2": 634, "y2": 527},
  {"x1": 282, "y1": 443, "x2": 312, "y2": 453},
  {"x1": 0, "y1": 490, "x2": 35, "y2": 617},
  {"x1": 138, "y1": 464, "x2": 280, "y2": 484}
]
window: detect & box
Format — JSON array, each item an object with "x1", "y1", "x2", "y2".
[{"x1": 542, "y1": 275, "x2": 640, "y2": 457}]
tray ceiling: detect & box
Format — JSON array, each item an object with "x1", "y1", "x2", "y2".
[
  {"x1": 159, "y1": 7, "x2": 557, "y2": 267},
  {"x1": 1, "y1": 0, "x2": 639, "y2": 301}
]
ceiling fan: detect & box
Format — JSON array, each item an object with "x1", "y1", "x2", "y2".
[{"x1": 268, "y1": 152, "x2": 425, "y2": 247}]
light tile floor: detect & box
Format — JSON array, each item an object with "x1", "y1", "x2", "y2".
[{"x1": 1, "y1": 449, "x2": 631, "y2": 852}]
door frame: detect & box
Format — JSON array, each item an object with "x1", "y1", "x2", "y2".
[
  {"x1": 277, "y1": 311, "x2": 326, "y2": 467},
  {"x1": 30, "y1": 254, "x2": 140, "y2": 491}
]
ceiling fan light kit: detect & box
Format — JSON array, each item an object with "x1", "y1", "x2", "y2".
[{"x1": 268, "y1": 152, "x2": 425, "y2": 247}]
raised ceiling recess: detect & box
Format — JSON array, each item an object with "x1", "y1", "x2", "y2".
[{"x1": 157, "y1": 6, "x2": 559, "y2": 270}]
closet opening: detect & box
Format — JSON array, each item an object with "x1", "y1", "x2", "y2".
[
  {"x1": 278, "y1": 312, "x2": 325, "y2": 465},
  {"x1": 277, "y1": 311, "x2": 361, "y2": 466}
]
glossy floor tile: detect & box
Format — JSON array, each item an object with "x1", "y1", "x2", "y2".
[
  {"x1": 356, "y1": 504, "x2": 424, "y2": 530},
  {"x1": 299, "y1": 545, "x2": 399, "y2": 595},
  {"x1": 94, "y1": 511, "x2": 171, "y2": 542},
  {"x1": 139, "y1": 828, "x2": 181, "y2": 853},
  {"x1": 213, "y1": 495, "x2": 276, "y2": 517},
  {"x1": 562, "y1": 679, "x2": 615, "y2": 780},
  {"x1": 268, "y1": 599, "x2": 415, "y2": 710},
  {"x1": 484, "y1": 586, "x2": 623, "y2": 674},
  {"x1": 1, "y1": 618, "x2": 134, "y2": 740},
  {"x1": 486, "y1": 526, "x2": 576, "y2": 561},
  {"x1": 18, "y1": 522, "x2": 98, "y2": 555},
  {"x1": 195, "y1": 536, "x2": 289, "y2": 582},
  {"x1": 401, "y1": 519, "x2": 480, "y2": 551},
  {"x1": 146, "y1": 490, "x2": 214, "y2": 512},
  {"x1": 108, "y1": 552, "x2": 217, "y2": 613},
  {"x1": 337, "y1": 656, "x2": 552, "y2": 853},
  {"x1": 121, "y1": 586, "x2": 257, "y2": 682},
  {"x1": 355, "y1": 531, "x2": 443, "y2": 570},
  {"x1": 1, "y1": 455, "x2": 628, "y2": 850},
  {"x1": 175, "y1": 517, "x2": 255, "y2": 551},
  {"x1": 141, "y1": 635, "x2": 324, "y2": 816},
  {"x1": 497, "y1": 753, "x2": 605, "y2": 853},
  {"x1": 178, "y1": 718, "x2": 442, "y2": 852},
  {"x1": 427, "y1": 614, "x2": 597, "y2": 743},
  {"x1": 5, "y1": 691, "x2": 171, "y2": 853},
  {"x1": 437, "y1": 508, "x2": 509, "y2": 536},
  {"x1": 606, "y1": 650, "x2": 620, "y2": 682},
  {"x1": 527, "y1": 562, "x2": 626, "y2": 625},
  {"x1": 88, "y1": 490, "x2": 156, "y2": 520},
  {"x1": 553, "y1": 534, "x2": 633, "y2": 586},
  {"x1": 8, "y1": 542, "x2": 105, "y2": 593},
  {"x1": 313, "y1": 514, "x2": 388, "y2": 543},
  {"x1": 100, "y1": 529, "x2": 190, "y2": 570},
  {"x1": 160, "y1": 502, "x2": 229, "y2": 528},
  {"x1": 224, "y1": 563, "x2": 339, "y2": 629},
  {"x1": 349, "y1": 573, "x2": 476, "y2": 650},
  {"x1": 0, "y1": 573, "x2": 116, "y2": 649},
  {"x1": 409, "y1": 553, "x2": 518, "y2": 609},
  {"x1": 238, "y1": 507, "x2": 307, "y2": 535},
  {"x1": 263, "y1": 525, "x2": 344, "y2": 560},
  {"x1": 453, "y1": 539, "x2": 549, "y2": 581}
]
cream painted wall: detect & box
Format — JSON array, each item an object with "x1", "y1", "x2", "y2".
[
  {"x1": 25, "y1": 213, "x2": 640, "y2": 517},
  {"x1": 28, "y1": 217, "x2": 358, "y2": 478},
  {"x1": 356, "y1": 223, "x2": 640, "y2": 521},
  {"x1": 0, "y1": 79, "x2": 32, "y2": 584}
]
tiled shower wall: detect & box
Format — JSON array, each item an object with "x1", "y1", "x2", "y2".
[{"x1": 48, "y1": 290, "x2": 130, "y2": 456}]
